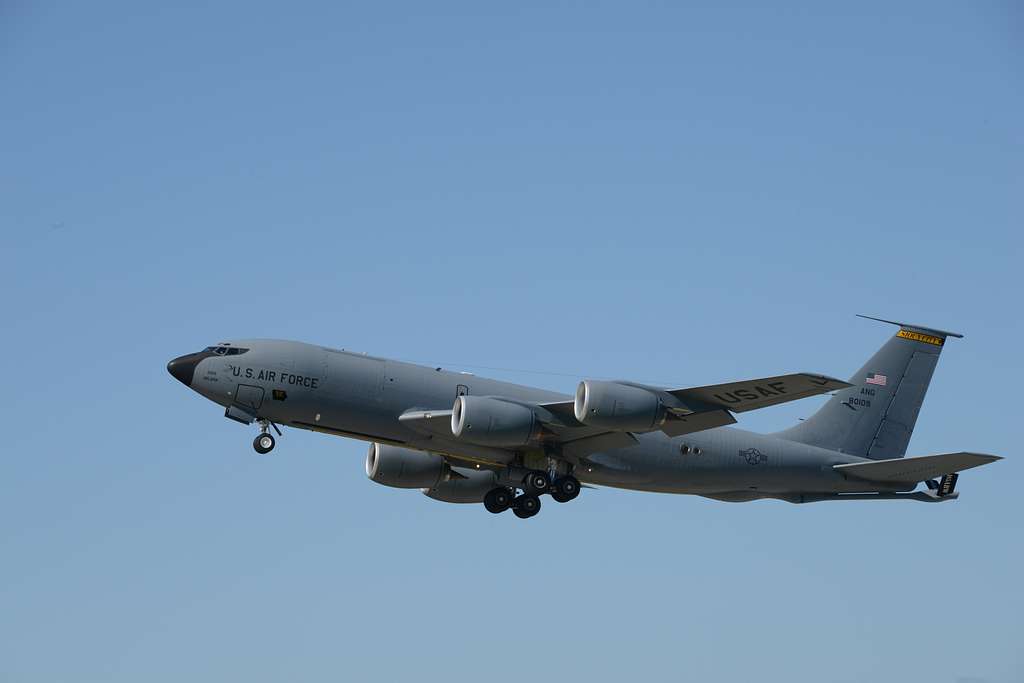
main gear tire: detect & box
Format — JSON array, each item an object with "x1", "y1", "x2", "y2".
[
  {"x1": 483, "y1": 487, "x2": 514, "y2": 513},
  {"x1": 553, "y1": 475, "x2": 580, "y2": 502},
  {"x1": 512, "y1": 494, "x2": 541, "y2": 519},
  {"x1": 523, "y1": 471, "x2": 551, "y2": 497}
]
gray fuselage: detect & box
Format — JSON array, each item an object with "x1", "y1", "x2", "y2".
[{"x1": 173, "y1": 339, "x2": 907, "y2": 500}]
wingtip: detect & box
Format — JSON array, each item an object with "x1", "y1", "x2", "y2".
[
  {"x1": 801, "y1": 372, "x2": 853, "y2": 389},
  {"x1": 956, "y1": 452, "x2": 1003, "y2": 465}
]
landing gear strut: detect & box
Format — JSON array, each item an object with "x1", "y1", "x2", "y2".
[{"x1": 252, "y1": 419, "x2": 280, "y2": 454}]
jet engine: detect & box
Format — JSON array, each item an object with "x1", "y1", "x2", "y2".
[
  {"x1": 574, "y1": 380, "x2": 667, "y2": 432},
  {"x1": 450, "y1": 395, "x2": 538, "y2": 447},
  {"x1": 365, "y1": 442, "x2": 448, "y2": 489},
  {"x1": 422, "y1": 467, "x2": 498, "y2": 503}
]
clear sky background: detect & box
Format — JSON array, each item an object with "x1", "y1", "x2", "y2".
[{"x1": 2, "y1": 2, "x2": 1021, "y2": 681}]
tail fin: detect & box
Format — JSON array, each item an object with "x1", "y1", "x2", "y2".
[{"x1": 775, "y1": 316, "x2": 962, "y2": 460}]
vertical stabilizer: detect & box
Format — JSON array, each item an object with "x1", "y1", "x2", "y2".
[{"x1": 775, "y1": 316, "x2": 961, "y2": 460}]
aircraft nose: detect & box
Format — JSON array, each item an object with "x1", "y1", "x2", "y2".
[{"x1": 167, "y1": 353, "x2": 201, "y2": 387}]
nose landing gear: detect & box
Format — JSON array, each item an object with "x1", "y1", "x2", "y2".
[
  {"x1": 252, "y1": 419, "x2": 281, "y2": 454},
  {"x1": 253, "y1": 433, "x2": 275, "y2": 454}
]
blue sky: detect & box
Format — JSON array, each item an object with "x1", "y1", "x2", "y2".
[{"x1": 1, "y1": 2, "x2": 1021, "y2": 681}]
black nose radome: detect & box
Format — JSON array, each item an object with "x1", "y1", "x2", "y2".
[{"x1": 167, "y1": 354, "x2": 202, "y2": 386}]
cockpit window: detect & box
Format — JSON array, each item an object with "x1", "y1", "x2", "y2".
[{"x1": 204, "y1": 346, "x2": 249, "y2": 356}]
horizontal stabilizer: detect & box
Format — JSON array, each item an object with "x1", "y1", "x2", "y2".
[
  {"x1": 834, "y1": 452, "x2": 1002, "y2": 484},
  {"x1": 855, "y1": 314, "x2": 963, "y2": 339}
]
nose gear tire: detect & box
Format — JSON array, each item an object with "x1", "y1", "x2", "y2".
[{"x1": 253, "y1": 433, "x2": 276, "y2": 454}]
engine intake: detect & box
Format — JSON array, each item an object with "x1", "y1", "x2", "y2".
[
  {"x1": 365, "y1": 443, "x2": 448, "y2": 489},
  {"x1": 574, "y1": 380, "x2": 666, "y2": 432},
  {"x1": 451, "y1": 395, "x2": 538, "y2": 447}
]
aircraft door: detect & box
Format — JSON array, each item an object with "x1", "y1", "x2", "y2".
[{"x1": 234, "y1": 384, "x2": 265, "y2": 413}]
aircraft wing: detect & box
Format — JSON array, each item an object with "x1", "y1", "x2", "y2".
[
  {"x1": 400, "y1": 372, "x2": 849, "y2": 463},
  {"x1": 834, "y1": 452, "x2": 1002, "y2": 483},
  {"x1": 541, "y1": 372, "x2": 850, "y2": 437},
  {"x1": 668, "y1": 373, "x2": 851, "y2": 413}
]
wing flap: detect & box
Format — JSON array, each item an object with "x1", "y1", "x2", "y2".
[
  {"x1": 660, "y1": 409, "x2": 737, "y2": 436},
  {"x1": 834, "y1": 452, "x2": 1002, "y2": 483}
]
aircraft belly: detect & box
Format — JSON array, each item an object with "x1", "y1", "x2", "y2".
[{"x1": 578, "y1": 429, "x2": 876, "y2": 497}]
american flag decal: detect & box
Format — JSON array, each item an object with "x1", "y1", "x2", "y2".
[{"x1": 865, "y1": 373, "x2": 887, "y2": 386}]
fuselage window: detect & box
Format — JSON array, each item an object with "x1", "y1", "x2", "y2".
[{"x1": 204, "y1": 346, "x2": 249, "y2": 356}]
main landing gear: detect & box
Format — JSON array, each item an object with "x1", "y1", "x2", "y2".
[
  {"x1": 551, "y1": 475, "x2": 581, "y2": 503},
  {"x1": 252, "y1": 419, "x2": 281, "y2": 454},
  {"x1": 483, "y1": 470, "x2": 581, "y2": 520},
  {"x1": 512, "y1": 494, "x2": 541, "y2": 519}
]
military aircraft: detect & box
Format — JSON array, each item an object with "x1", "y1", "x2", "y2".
[{"x1": 167, "y1": 316, "x2": 1001, "y2": 519}]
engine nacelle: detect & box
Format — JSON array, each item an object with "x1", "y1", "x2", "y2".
[
  {"x1": 450, "y1": 395, "x2": 538, "y2": 447},
  {"x1": 422, "y1": 467, "x2": 498, "y2": 503},
  {"x1": 365, "y1": 443, "x2": 448, "y2": 489},
  {"x1": 574, "y1": 380, "x2": 666, "y2": 432}
]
